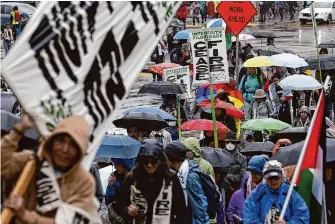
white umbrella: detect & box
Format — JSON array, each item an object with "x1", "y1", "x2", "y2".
[
  {"x1": 270, "y1": 53, "x2": 308, "y2": 68},
  {"x1": 232, "y1": 34, "x2": 256, "y2": 42},
  {"x1": 279, "y1": 75, "x2": 323, "y2": 91},
  {"x1": 99, "y1": 165, "x2": 115, "y2": 194}
]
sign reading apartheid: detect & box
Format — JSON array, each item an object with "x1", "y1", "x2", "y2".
[
  {"x1": 190, "y1": 28, "x2": 229, "y2": 86},
  {"x1": 164, "y1": 66, "x2": 191, "y2": 97},
  {"x1": 1, "y1": 2, "x2": 180, "y2": 221}
]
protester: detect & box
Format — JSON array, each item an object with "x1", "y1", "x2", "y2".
[
  {"x1": 264, "y1": 66, "x2": 290, "y2": 94},
  {"x1": 9, "y1": 6, "x2": 21, "y2": 41},
  {"x1": 160, "y1": 94, "x2": 187, "y2": 121},
  {"x1": 199, "y1": 1, "x2": 207, "y2": 24},
  {"x1": 319, "y1": 48, "x2": 328, "y2": 55},
  {"x1": 114, "y1": 139, "x2": 188, "y2": 223},
  {"x1": 127, "y1": 125, "x2": 141, "y2": 140},
  {"x1": 200, "y1": 130, "x2": 215, "y2": 147},
  {"x1": 326, "y1": 164, "x2": 335, "y2": 223},
  {"x1": 90, "y1": 162, "x2": 104, "y2": 203},
  {"x1": 191, "y1": 1, "x2": 201, "y2": 26},
  {"x1": 247, "y1": 89, "x2": 275, "y2": 119},
  {"x1": 240, "y1": 43, "x2": 254, "y2": 62},
  {"x1": 176, "y1": 2, "x2": 188, "y2": 27},
  {"x1": 293, "y1": 106, "x2": 311, "y2": 127},
  {"x1": 227, "y1": 155, "x2": 268, "y2": 224},
  {"x1": 3, "y1": 24, "x2": 13, "y2": 56},
  {"x1": 221, "y1": 132, "x2": 247, "y2": 207},
  {"x1": 238, "y1": 67, "x2": 264, "y2": 106},
  {"x1": 215, "y1": 108, "x2": 237, "y2": 133},
  {"x1": 243, "y1": 160, "x2": 309, "y2": 223},
  {"x1": 165, "y1": 141, "x2": 210, "y2": 224},
  {"x1": 150, "y1": 129, "x2": 172, "y2": 148},
  {"x1": 2, "y1": 115, "x2": 100, "y2": 223},
  {"x1": 267, "y1": 37, "x2": 275, "y2": 46},
  {"x1": 269, "y1": 73, "x2": 293, "y2": 124},
  {"x1": 183, "y1": 137, "x2": 215, "y2": 179}
]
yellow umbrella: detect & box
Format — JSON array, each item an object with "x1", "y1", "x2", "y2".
[
  {"x1": 228, "y1": 96, "x2": 244, "y2": 109},
  {"x1": 243, "y1": 56, "x2": 273, "y2": 67}
]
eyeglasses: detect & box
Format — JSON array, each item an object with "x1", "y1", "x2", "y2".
[{"x1": 139, "y1": 157, "x2": 159, "y2": 166}]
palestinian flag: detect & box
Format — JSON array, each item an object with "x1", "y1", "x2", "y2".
[{"x1": 297, "y1": 90, "x2": 327, "y2": 224}]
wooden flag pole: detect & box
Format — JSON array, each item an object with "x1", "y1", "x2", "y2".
[{"x1": 1, "y1": 159, "x2": 36, "y2": 224}]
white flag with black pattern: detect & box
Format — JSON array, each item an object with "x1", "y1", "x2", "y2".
[{"x1": 1, "y1": 1, "x2": 181, "y2": 169}]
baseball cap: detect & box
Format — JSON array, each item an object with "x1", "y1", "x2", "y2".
[{"x1": 263, "y1": 160, "x2": 283, "y2": 179}]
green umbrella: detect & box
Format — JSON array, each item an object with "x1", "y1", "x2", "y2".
[{"x1": 241, "y1": 118, "x2": 291, "y2": 135}]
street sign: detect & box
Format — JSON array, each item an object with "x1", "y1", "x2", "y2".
[{"x1": 217, "y1": 1, "x2": 257, "y2": 36}]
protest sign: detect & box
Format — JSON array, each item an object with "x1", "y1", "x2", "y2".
[
  {"x1": 164, "y1": 66, "x2": 191, "y2": 97},
  {"x1": 1, "y1": 1, "x2": 180, "y2": 170},
  {"x1": 190, "y1": 28, "x2": 229, "y2": 86}
]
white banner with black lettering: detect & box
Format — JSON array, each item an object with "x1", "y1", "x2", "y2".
[
  {"x1": 190, "y1": 28, "x2": 229, "y2": 86},
  {"x1": 1, "y1": 1, "x2": 180, "y2": 171},
  {"x1": 55, "y1": 202, "x2": 100, "y2": 224},
  {"x1": 164, "y1": 66, "x2": 191, "y2": 97}
]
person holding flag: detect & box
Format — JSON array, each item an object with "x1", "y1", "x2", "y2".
[{"x1": 243, "y1": 160, "x2": 309, "y2": 224}]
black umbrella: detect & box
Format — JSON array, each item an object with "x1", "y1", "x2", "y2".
[
  {"x1": 271, "y1": 127, "x2": 308, "y2": 144},
  {"x1": 241, "y1": 141, "x2": 275, "y2": 156},
  {"x1": 113, "y1": 112, "x2": 168, "y2": 131},
  {"x1": 271, "y1": 137, "x2": 335, "y2": 166},
  {"x1": 170, "y1": 18, "x2": 185, "y2": 28},
  {"x1": 318, "y1": 40, "x2": 335, "y2": 53},
  {"x1": 305, "y1": 55, "x2": 335, "y2": 70},
  {"x1": 200, "y1": 147, "x2": 235, "y2": 168},
  {"x1": 254, "y1": 46, "x2": 294, "y2": 56},
  {"x1": 251, "y1": 31, "x2": 277, "y2": 38},
  {"x1": 138, "y1": 81, "x2": 185, "y2": 95}
]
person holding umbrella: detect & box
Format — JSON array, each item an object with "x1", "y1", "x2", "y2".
[
  {"x1": 243, "y1": 160, "x2": 309, "y2": 224},
  {"x1": 227, "y1": 155, "x2": 268, "y2": 224},
  {"x1": 114, "y1": 139, "x2": 189, "y2": 224},
  {"x1": 269, "y1": 73, "x2": 293, "y2": 124}
]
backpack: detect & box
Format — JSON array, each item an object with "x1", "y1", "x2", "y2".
[
  {"x1": 197, "y1": 172, "x2": 221, "y2": 219},
  {"x1": 14, "y1": 10, "x2": 21, "y2": 22},
  {"x1": 241, "y1": 73, "x2": 262, "y2": 93}
]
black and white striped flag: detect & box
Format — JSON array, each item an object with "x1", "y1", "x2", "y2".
[{"x1": 1, "y1": 1, "x2": 180, "y2": 169}]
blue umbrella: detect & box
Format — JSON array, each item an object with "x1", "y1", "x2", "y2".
[
  {"x1": 174, "y1": 30, "x2": 191, "y2": 40},
  {"x1": 126, "y1": 107, "x2": 176, "y2": 121},
  {"x1": 96, "y1": 135, "x2": 141, "y2": 159},
  {"x1": 202, "y1": 18, "x2": 227, "y2": 28}
]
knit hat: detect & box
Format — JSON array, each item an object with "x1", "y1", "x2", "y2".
[
  {"x1": 247, "y1": 155, "x2": 268, "y2": 173},
  {"x1": 299, "y1": 106, "x2": 310, "y2": 115}
]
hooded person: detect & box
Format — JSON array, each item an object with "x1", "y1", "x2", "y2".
[
  {"x1": 293, "y1": 106, "x2": 311, "y2": 127},
  {"x1": 183, "y1": 137, "x2": 215, "y2": 179},
  {"x1": 114, "y1": 139, "x2": 189, "y2": 224},
  {"x1": 227, "y1": 155, "x2": 268, "y2": 224},
  {"x1": 165, "y1": 141, "x2": 210, "y2": 224},
  {"x1": 243, "y1": 160, "x2": 309, "y2": 224},
  {"x1": 221, "y1": 132, "x2": 247, "y2": 207},
  {"x1": 2, "y1": 115, "x2": 100, "y2": 224}
]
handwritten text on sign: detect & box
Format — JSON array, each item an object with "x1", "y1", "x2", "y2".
[
  {"x1": 190, "y1": 29, "x2": 229, "y2": 86},
  {"x1": 164, "y1": 66, "x2": 191, "y2": 97}
]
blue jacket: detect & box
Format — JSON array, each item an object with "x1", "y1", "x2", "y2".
[
  {"x1": 238, "y1": 74, "x2": 264, "y2": 103},
  {"x1": 243, "y1": 182, "x2": 309, "y2": 224},
  {"x1": 187, "y1": 160, "x2": 210, "y2": 224}
]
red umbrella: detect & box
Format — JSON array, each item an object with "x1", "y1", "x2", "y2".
[
  {"x1": 148, "y1": 63, "x2": 181, "y2": 76},
  {"x1": 198, "y1": 99, "x2": 245, "y2": 119},
  {"x1": 179, "y1": 119, "x2": 229, "y2": 131},
  {"x1": 200, "y1": 83, "x2": 233, "y2": 92}
]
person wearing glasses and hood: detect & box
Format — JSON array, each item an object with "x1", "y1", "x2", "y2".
[
  {"x1": 243, "y1": 160, "x2": 309, "y2": 224},
  {"x1": 114, "y1": 139, "x2": 189, "y2": 224}
]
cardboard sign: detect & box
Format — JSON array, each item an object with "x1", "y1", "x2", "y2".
[
  {"x1": 164, "y1": 66, "x2": 191, "y2": 97},
  {"x1": 190, "y1": 28, "x2": 229, "y2": 86},
  {"x1": 217, "y1": 1, "x2": 257, "y2": 36}
]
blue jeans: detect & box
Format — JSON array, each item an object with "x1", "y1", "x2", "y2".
[{"x1": 4, "y1": 40, "x2": 11, "y2": 56}]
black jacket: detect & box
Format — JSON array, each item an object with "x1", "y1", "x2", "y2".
[{"x1": 223, "y1": 147, "x2": 247, "y2": 185}]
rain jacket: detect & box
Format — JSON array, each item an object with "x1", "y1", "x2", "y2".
[
  {"x1": 227, "y1": 173, "x2": 248, "y2": 224},
  {"x1": 183, "y1": 137, "x2": 215, "y2": 179},
  {"x1": 238, "y1": 74, "x2": 264, "y2": 103},
  {"x1": 243, "y1": 182, "x2": 309, "y2": 224},
  {"x1": 187, "y1": 160, "x2": 210, "y2": 224},
  {"x1": 292, "y1": 118, "x2": 311, "y2": 127},
  {"x1": 247, "y1": 99, "x2": 275, "y2": 120},
  {"x1": 224, "y1": 147, "x2": 247, "y2": 185},
  {"x1": 1, "y1": 116, "x2": 99, "y2": 224}
]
